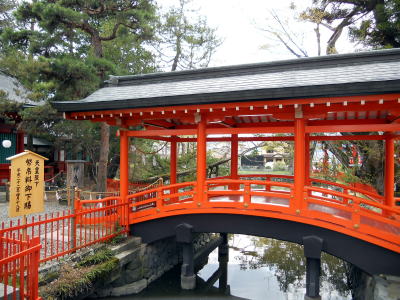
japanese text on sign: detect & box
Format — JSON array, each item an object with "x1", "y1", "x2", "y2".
[{"x1": 7, "y1": 151, "x2": 47, "y2": 217}]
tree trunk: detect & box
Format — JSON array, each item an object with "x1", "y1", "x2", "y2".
[
  {"x1": 96, "y1": 122, "x2": 110, "y2": 192},
  {"x1": 26, "y1": 134, "x2": 33, "y2": 151},
  {"x1": 171, "y1": 36, "x2": 182, "y2": 71},
  {"x1": 91, "y1": 33, "x2": 110, "y2": 193}
]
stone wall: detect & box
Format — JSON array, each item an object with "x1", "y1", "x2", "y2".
[
  {"x1": 350, "y1": 266, "x2": 400, "y2": 300},
  {"x1": 90, "y1": 233, "x2": 216, "y2": 298}
]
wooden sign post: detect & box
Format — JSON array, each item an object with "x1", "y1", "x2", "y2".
[{"x1": 7, "y1": 150, "x2": 48, "y2": 218}]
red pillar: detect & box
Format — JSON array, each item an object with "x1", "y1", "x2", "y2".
[
  {"x1": 305, "y1": 133, "x2": 311, "y2": 185},
  {"x1": 119, "y1": 130, "x2": 129, "y2": 225},
  {"x1": 17, "y1": 131, "x2": 24, "y2": 153},
  {"x1": 385, "y1": 136, "x2": 395, "y2": 207},
  {"x1": 196, "y1": 115, "x2": 207, "y2": 204},
  {"x1": 294, "y1": 118, "x2": 306, "y2": 212},
  {"x1": 231, "y1": 134, "x2": 239, "y2": 189},
  {"x1": 170, "y1": 137, "x2": 177, "y2": 185}
]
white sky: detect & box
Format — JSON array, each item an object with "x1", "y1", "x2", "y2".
[{"x1": 157, "y1": 0, "x2": 357, "y2": 67}]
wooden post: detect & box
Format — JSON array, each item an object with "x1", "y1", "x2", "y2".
[
  {"x1": 385, "y1": 136, "x2": 395, "y2": 208},
  {"x1": 294, "y1": 117, "x2": 306, "y2": 213},
  {"x1": 22, "y1": 214, "x2": 27, "y2": 242},
  {"x1": 170, "y1": 136, "x2": 178, "y2": 202},
  {"x1": 119, "y1": 130, "x2": 129, "y2": 226},
  {"x1": 231, "y1": 134, "x2": 239, "y2": 190},
  {"x1": 196, "y1": 115, "x2": 207, "y2": 204},
  {"x1": 170, "y1": 136, "x2": 178, "y2": 185},
  {"x1": 305, "y1": 133, "x2": 311, "y2": 186}
]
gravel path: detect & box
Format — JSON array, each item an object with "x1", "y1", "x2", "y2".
[{"x1": 0, "y1": 200, "x2": 72, "y2": 226}]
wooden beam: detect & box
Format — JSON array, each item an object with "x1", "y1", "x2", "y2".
[
  {"x1": 67, "y1": 93, "x2": 400, "y2": 120},
  {"x1": 306, "y1": 123, "x2": 400, "y2": 133},
  {"x1": 207, "y1": 127, "x2": 294, "y2": 135},
  {"x1": 127, "y1": 129, "x2": 196, "y2": 137}
]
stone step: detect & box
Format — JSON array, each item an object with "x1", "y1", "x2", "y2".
[
  {"x1": 114, "y1": 247, "x2": 141, "y2": 268},
  {"x1": 110, "y1": 236, "x2": 142, "y2": 255},
  {"x1": 0, "y1": 283, "x2": 19, "y2": 300}
]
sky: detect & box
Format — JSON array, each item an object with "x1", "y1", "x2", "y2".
[{"x1": 157, "y1": 0, "x2": 357, "y2": 67}]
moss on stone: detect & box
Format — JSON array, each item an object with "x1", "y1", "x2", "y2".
[
  {"x1": 77, "y1": 248, "x2": 113, "y2": 267},
  {"x1": 39, "y1": 250, "x2": 119, "y2": 299}
]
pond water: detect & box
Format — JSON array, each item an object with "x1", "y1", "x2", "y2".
[{"x1": 104, "y1": 235, "x2": 351, "y2": 300}]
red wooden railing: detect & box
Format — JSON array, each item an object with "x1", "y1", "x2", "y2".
[
  {"x1": 127, "y1": 175, "x2": 400, "y2": 254},
  {"x1": 106, "y1": 178, "x2": 163, "y2": 194}
]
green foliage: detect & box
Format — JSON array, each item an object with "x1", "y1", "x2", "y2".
[
  {"x1": 0, "y1": 0, "x2": 17, "y2": 41},
  {"x1": 0, "y1": 0, "x2": 158, "y2": 188},
  {"x1": 272, "y1": 161, "x2": 287, "y2": 171},
  {"x1": 106, "y1": 233, "x2": 127, "y2": 245},
  {"x1": 77, "y1": 248, "x2": 113, "y2": 267},
  {"x1": 84, "y1": 257, "x2": 119, "y2": 282},
  {"x1": 309, "y1": 0, "x2": 400, "y2": 50},
  {"x1": 39, "y1": 271, "x2": 60, "y2": 287},
  {"x1": 349, "y1": 0, "x2": 400, "y2": 48},
  {"x1": 40, "y1": 252, "x2": 119, "y2": 299},
  {"x1": 0, "y1": 93, "x2": 22, "y2": 122}
]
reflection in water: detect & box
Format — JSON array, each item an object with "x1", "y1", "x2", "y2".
[
  {"x1": 231, "y1": 235, "x2": 351, "y2": 298},
  {"x1": 103, "y1": 235, "x2": 351, "y2": 300}
]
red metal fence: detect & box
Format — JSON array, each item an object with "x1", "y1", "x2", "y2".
[
  {"x1": 0, "y1": 177, "x2": 163, "y2": 299},
  {"x1": 0, "y1": 198, "x2": 127, "y2": 264},
  {"x1": 0, "y1": 235, "x2": 41, "y2": 300},
  {"x1": 0, "y1": 196, "x2": 128, "y2": 299}
]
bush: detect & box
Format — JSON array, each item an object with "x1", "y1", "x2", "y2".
[{"x1": 272, "y1": 161, "x2": 287, "y2": 171}]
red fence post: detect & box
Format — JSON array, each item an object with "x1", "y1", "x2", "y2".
[{"x1": 28, "y1": 237, "x2": 41, "y2": 300}]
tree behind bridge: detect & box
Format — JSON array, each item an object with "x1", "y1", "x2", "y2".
[{"x1": 1, "y1": 0, "x2": 157, "y2": 191}]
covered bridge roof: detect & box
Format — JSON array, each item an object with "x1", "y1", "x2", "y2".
[{"x1": 53, "y1": 49, "x2": 400, "y2": 113}]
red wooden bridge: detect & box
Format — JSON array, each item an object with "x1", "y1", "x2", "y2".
[{"x1": 54, "y1": 49, "x2": 400, "y2": 284}]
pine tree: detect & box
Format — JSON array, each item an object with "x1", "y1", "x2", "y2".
[
  {"x1": 156, "y1": 0, "x2": 221, "y2": 71},
  {"x1": 308, "y1": 0, "x2": 400, "y2": 49},
  {"x1": 2, "y1": 0, "x2": 157, "y2": 191}
]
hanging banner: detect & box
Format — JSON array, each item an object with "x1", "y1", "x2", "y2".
[{"x1": 7, "y1": 150, "x2": 48, "y2": 217}]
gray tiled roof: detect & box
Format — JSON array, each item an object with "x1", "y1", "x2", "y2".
[
  {"x1": 0, "y1": 73, "x2": 36, "y2": 106},
  {"x1": 53, "y1": 49, "x2": 400, "y2": 112}
]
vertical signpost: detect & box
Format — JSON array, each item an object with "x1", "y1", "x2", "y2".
[
  {"x1": 7, "y1": 150, "x2": 47, "y2": 220},
  {"x1": 6, "y1": 150, "x2": 47, "y2": 298}
]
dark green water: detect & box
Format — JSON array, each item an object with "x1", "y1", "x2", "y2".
[{"x1": 105, "y1": 235, "x2": 351, "y2": 300}]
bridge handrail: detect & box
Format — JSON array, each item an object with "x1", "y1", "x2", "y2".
[
  {"x1": 237, "y1": 174, "x2": 384, "y2": 202},
  {"x1": 127, "y1": 181, "x2": 196, "y2": 201},
  {"x1": 76, "y1": 196, "x2": 121, "y2": 205},
  {"x1": 306, "y1": 186, "x2": 400, "y2": 215},
  {"x1": 239, "y1": 174, "x2": 294, "y2": 180},
  {"x1": 310, "y1": 178, "x2": 384, "y2": 202},
  {"x1": 206, "y1": 178, "x2": 293, "y2": 189}
]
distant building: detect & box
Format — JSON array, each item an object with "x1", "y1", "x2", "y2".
[
  {"x1": 0, "y1": 73, "x2": 68, "y2": 184},
  {"x1": 240, "y1": 151, "x2": 290, "y2": 169},
  {"x1": 0, "y1": 72, "x2": 31, "y2": 184}
]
